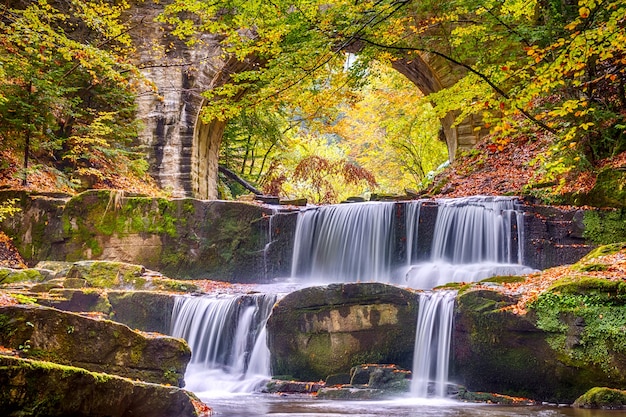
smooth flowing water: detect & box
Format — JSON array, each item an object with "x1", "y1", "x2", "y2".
[
  {"x1": 290, "y1": 202, "x2": 395, "y2": 282},
  {"x1": 170, "y1": 293, "x2": 277, "y2": 396},
  {"x1": 411, "y1": 291, "x2": 456, "y2": 397},
  {"x1": 197, "y1": 395, "x2": 623, "y2": 417},
  {"x1": 400, "y1": 196, "x2": 535, "y2": 289},
  {"x1": 169, "y1": 197, "x2": 613, "y2": 416}
]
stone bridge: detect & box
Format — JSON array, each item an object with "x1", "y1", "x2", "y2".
[{"x1": 131, "y1": 3, "x2": 484, "y2": 199}]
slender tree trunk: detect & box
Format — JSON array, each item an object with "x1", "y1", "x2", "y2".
[
  {"x1": 241, "y1": 134, "x2": 252, "y2": 175},
  {"x1": 256, "y1": 142, "x2": 276, "y2": 182},
  {"x1": 22, "y1": 130, "x2": 30, "y2": 187}
]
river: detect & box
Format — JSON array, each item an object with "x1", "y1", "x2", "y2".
[{"x1": 199, "y1": 394, "x2": 622, "y2": 417}]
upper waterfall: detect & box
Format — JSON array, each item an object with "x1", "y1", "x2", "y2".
[
  {"x1": 291, "y1": 202, "x2": 396, "y2": 283},
  {"x1": 290, "y1": 196, "x2": 535, "y2": 289}
]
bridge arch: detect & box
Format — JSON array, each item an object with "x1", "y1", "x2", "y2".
[{"x1": 131, "y1": 5, "x2": 484, "y2": 199}]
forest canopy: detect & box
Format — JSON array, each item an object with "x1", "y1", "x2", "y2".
[
  {"x1": 0, "y1": 0, "x2": 152, "y2": 191},
  {"x1": 160, "y1": 0, "x2": 626, "y2": 201},
  {"x1": 1, "y1": 0, "x2": 625, "y2": 202}
]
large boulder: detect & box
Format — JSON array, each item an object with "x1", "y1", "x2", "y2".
[
  {"x1": 266, "y1": 283, "x2": 418, "y2": 381},
  {"x1": 574, "y1": 387, "x2": 626, "y2": 409},
  {"x1": 453, "y1": 285, "x2": 626, "y2": 403},
  {"x1": 0, "y1": 304, "x2": 190, "y2": 387},
  {"x1": 0, "y1": 355, "x2": 209, "y2": 417}
]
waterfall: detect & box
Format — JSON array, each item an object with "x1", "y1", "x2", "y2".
[
  {"x1": 291, "y1": 202, "x2": 396, "y2": 282},
  {"x1": 405, "y1": 200, "x2": 422, "y2": 266},
  {"x1": 170, "y1": 293, "x2": 276, "y2": 395},
  {"x1": 404, "y1": 196, "x2": 534, "y2": 397},
  {"x1": 410, "y1": 291, "x2": 456, "y2": 398},
  {"x1": 402, "y1": 196, "x2": 535, "y2": 290}
]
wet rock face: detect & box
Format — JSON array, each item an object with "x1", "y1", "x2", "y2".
[
  {"x1": 1, "y1": 190, "x2": 297, "y2": 282},
  {"x1": 0, "y1": 355, "x2": 205, "y2": 417},
  {"x1": 452, "y1": 288, "x2": 626, "y2": 403},
  {"x1": 266, "y1": 283, "x2": 419, "y2": 381},
  {"x1": 0, "y1": 304, "x2": 190, "y2": 387}
]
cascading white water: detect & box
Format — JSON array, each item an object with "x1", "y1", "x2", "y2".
[
  {"x1": 175, "y1": 196, "x2": 534, "y2": 400},
  {"x1": 170, "y1": 293, "x2": 276, "y2": 396},
  {"x1": 291, "y1": 202, "x2": 395, "y2": 282},
  {"x1": 410, "y1": 290, "x2": 456, "y2": 398},
  {"x1": 405, "y1": 200, "x2": 422, "y2": 266},
  {"x1": 402, "y1": 196, "x2": 535, "y2": 290},
  {"x1": 404, "y1": 196, "x2": 534, "y2": 398}
]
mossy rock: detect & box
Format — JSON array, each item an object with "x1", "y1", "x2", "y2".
[
  {"x1": 0, "y1": 304, "x2": 190, "y2": 387},
  {"x1": 0, "y1": 268, "x2": 45, "y2": 286},
  {"x1": 37, "y1": 289, "x2": 112, "y2": 314},
  {"x1": 107, "y1": 291, "x2": 177, "y2": 334},
  {"x1": 583, "y1": 209, "x2": 626, "y2": 245},
  {"x1": 452, "y1": 288, "x2": 625, "y2": 402},
  {"x1": 576, "y1": 242, "x2": 626, "y2": 263},
  {"x1": 266, "y1": 283, "x2": 419, "y2": 381},
  {"x1": 546, "y1": 276, "x2": 626, "y2": 299},
  {"x1": 479, "y1": 275, "x2": 527, "y2": 285},
  {"x1": 574, "y1": 387, "x2": 626, "y2": 409},
  {"x1": 0, "y1": 355, "x2": 206, "y2": 417},
  {"x1": 67, "y1": 261, "x2": 146, "y2": 289}
]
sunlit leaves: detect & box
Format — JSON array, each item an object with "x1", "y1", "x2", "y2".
[{"x1": 0, "y1": 0, "x2": 143, "y2": 187}]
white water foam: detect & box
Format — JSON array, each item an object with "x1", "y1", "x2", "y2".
[{"x1": 170, "y1": 294, "x2": 276, "y2": 396}]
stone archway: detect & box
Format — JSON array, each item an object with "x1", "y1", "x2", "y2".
[
  {"x1": 130, "y1": 2, "x2": 485, "y2": 199},
  {"x1": 392, "y1": 54, "x2": 486, "y2": 160}
]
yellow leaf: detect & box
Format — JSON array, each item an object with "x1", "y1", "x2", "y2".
[{"x1": 579, "y1": 7, "x2": 590, "y2": 18}]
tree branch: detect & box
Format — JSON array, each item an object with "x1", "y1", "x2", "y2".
[
  {"x1": 356, "y1": 36, "x2": 557, "y2": 134},
  {"x1": 218, "y1": 165, "x2": 264, "y2": 195}
]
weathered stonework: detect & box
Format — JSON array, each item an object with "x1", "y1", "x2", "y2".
[{"x1": 129, "y1": 2, "x2": 481, "y2": 199}]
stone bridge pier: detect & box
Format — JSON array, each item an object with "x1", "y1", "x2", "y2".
[{"x1": 131, "y1": 3, "x2": 483, "y2": 199}]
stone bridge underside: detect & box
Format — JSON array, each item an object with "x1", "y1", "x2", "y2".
[{"x1": 131, "y1": 5, "x2": 484, "y2": 199}]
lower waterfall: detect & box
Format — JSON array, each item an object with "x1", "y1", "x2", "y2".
[
  {"x1": 170, "y1": 293, "x2": 276, "y2": 396},
  {"x1": 172, "y1": 196, "x2": 535, "y2": 399},
  {"x1": 410, "y1": 291, "x2": 456, "y2": 398}
]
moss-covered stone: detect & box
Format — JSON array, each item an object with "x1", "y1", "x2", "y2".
[
  {"x1": 266, "y1": 283, "x2": 418, "y2": 381},
  {"x1": 107, "y1": 291, "x2": 176, "y2": 334},
  {"x1": 1, "y1": 190, "x2": 294, "y2": 282},
  {"x1": 577, "y1": 242, "x2": 626, "y2": 262},
  {"x1": 479, "y1": 275, "x2": 527, "y2": 285},
  {"x1": 67, "y1": 260, "x2": 146, "y2": 288},
  {"x1": 528, "y1": 278, "x2": 626, "y2": 386},
  {"x1": 0, "y1": 267, "x2": 45, "y2": 285},
  {"x1": 454, "y1": 283, "x2": 626, "y2": 403},
  {"x1": 37, "y1": 289, "x2": 112, "y2": 314},
  {"x1": 583, "y1": 209, "x2": 626, "y2": 245},
  {"x1": 0, "y1": 355, "x2": 207, "y2": 417},
  {"x1": 574, "y1": 387, "x2": 626, "y2": 409},
  {"x1": 0, "y1": 304, "x2": 190, "y2": 387}
]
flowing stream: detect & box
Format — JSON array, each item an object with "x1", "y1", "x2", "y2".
[{"x1": 167, "y1": 196, "x2": 615, "y2": 416}]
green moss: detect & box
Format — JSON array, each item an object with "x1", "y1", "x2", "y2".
[
  {"x1": 583, "y1": 210, "x2": 626, "y2": 245},
  {"x1": 0, "y1": 268, "x2": 44, "y2": 284},
  {"x1": 578, "y1": 242, "x2": 626, "y2": 262},
  {"x1": 12, "y1": 294, "x2": 38, "y2": 304},
  {"x1": 159, "y1": 279, "x2": 198, "y2": 292},
  {"x1": 479, "y1": 275, "x2": 527, "y2": 284},
  {"x1": 69, "y1": 261, "x2": 148, "y2": 289},
  {"x1": 529, "y1": 281, "x2": 626, "y2": 375},
  {"x1": 574, "y1": 387, "x2": 626, "y2": 409}
]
